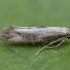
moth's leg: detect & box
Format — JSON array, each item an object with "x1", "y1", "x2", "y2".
[
  {"x1": 44, "y1": 39, "x2": 65, "y2": 48},
  {"x1": 35, "y1": 37, "x2": 65, "y2": 55},
  {"x1": 53, "y1": 39, "x2": 65, "y2": 48}
]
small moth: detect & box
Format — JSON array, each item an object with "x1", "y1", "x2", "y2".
[{"x1": 0, "y1": 25, "x2": 70, "y2": 55}]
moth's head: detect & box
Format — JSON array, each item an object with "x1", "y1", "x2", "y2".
[
  {"x1": 0, "y1": 26, "x2": 22, "y2": 42},
  {"x1": 0, "y1": 26, "x2": 14, "y2": 41}
]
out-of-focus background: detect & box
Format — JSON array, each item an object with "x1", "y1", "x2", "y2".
[
  {"x1": 0, "y1": 0, "x2": 70, "y2": 28},
  {"x1": 0, "y1": 0, "x2": 70, "y2": 70}
]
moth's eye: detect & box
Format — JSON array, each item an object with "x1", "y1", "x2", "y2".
[{"x1": 2, "y1": 33, "x2": 9, "y2": 39}]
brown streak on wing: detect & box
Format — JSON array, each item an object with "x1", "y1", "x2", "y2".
[
  {"x1": 42, "y1": 35, "x2": 66, "y2": 41},
  {"x1": 21, "y1": 33, "x2": 38, "y2": 42}
]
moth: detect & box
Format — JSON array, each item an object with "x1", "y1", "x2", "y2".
[{"x1": 0, "y1": 25, "x2": 70, "y2": 55}]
